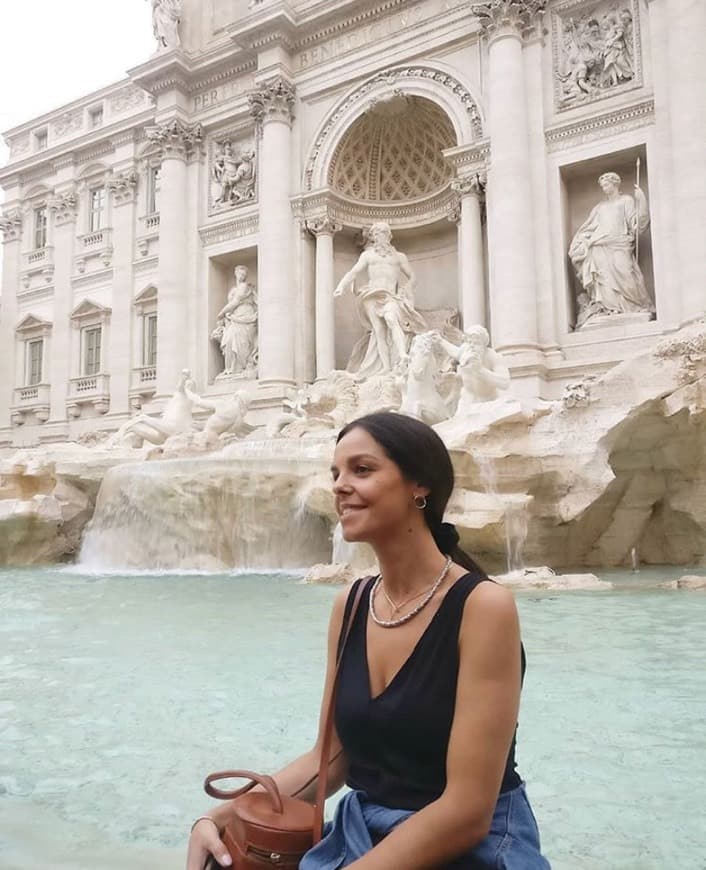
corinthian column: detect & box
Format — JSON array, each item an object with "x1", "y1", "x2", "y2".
[
  {"x1": 451, "y1": 175, "x2": 486, "y2": 329},
  {"x1": 306, "y1": 216, "x2": 342, "y2": 378},
  {"x1": 472, "y1": 0, "x2": 545, "y2": 353},
  {"x1": 249, "y1": 77, "x2": 296, "y2": 387},
  {"x1": 146, "y1": 119, "x2": 203, "y2": 396}
]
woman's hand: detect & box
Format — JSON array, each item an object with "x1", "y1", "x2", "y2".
[{"x1": 186, "y1": 818, "x2": 232, "y2": 869}]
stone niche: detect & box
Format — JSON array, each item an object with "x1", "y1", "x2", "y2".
[
  {"x1": 560, "y1": 143, "x2": 654, "y2": 330},
  {"x1": 207, "y1": 248, "x2": 258, "y2": 384},
  {"x1": 333, "y1": 221, "x2": 459, "y2": 371}
]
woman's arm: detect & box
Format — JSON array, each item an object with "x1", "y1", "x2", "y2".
[
  {"x1": 186, "y1": 586, "x2": 353, "y2": 870},
  {"x1": 348, "y1": 582, "x2": 522, "y2": 870}
]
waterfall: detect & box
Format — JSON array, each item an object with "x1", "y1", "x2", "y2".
[
  {"x1": 78, "y1": 439, "x2": 334, "y2": 572},
  {"x1": 476, "y1": 454, "x2": 528, "y2": 576}
]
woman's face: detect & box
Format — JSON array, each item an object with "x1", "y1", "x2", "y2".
[{"x1": 331, "y1": 427, "x2": 423, "y2": 544}]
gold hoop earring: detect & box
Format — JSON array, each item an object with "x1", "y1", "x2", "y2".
[{"x1": 414, "y1": 495, "x2": 427, "y2": 510}]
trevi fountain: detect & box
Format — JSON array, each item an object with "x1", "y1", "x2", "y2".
[{"x1": 1, "y1": 1, "x2": 705, "y2": 869}]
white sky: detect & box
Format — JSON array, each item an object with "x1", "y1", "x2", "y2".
[{"x1": 0, "y1": 0, "x2": 156, "y2": 175}]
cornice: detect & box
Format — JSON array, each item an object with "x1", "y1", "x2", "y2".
[
  {"x1": 229, "y1": 5, "x2": 299, "y2": 52},
  {"x1": 128, "y1": 51, "x2": 196, "y2": 96},
  {"x1": 545, "y1": 99, "x2": 655, "y2": 151},
  {"x1": 198, "y1": 212, "x2": 259, "y2": 245}
]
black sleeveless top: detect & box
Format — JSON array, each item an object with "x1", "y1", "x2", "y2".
[{"x1": 335, "y1": 572, "x2": 524, "y2": 811}]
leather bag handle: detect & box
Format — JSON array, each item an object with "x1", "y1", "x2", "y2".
[{"x1": 204, "y1": 770, "x2": 282, "y2": 813}]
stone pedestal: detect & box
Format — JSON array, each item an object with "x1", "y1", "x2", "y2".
[
  {"x1": 249, "y1": 78, "x2": 296, "y2": 387},
  {"x1": 146, "y1": 119, "x2": 203, "y2": 396},
  {"x1": 307, "y1": 216, "x2": 342, "y2": 378},
  {"x1": 452, "y1": 176, "x2": 486, "y2": 329}
]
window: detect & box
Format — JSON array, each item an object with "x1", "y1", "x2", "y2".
[
  {"x1": 144, "y1": 314, "x2": 158, "y2": 367},
  {"x1": 88, "y1": 187, "x2": 105, "y2": 233},
  {"x1": 34, "y1": 207, "x2": 47, "y2": 249},
  {"x1": 26, "y1": 339, "x2": 44, "y2": 386},
  {"x1": 147, "y1": 166, "x2": 161, "y2": 214},
  {"x1": 83, "y1": 327, "x2": 102, "y2": 376},
  {"x1": 89, "y1": 106, "x2": 103, "y2": 128},
  {"x1": 35, "y1": 129, "x2": 48, "y2": 151}
]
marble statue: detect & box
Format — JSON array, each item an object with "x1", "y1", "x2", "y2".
[
  {"x1": 399, "y1": 331, "x2": 451, "y2": 425},
  {"x1": 110, "y1": 369, "x2": 195, "y2": 447},
  {"x1": 435, "y1": 326, "x2": 511, "y2": 415},
  {"x1": 212, "y1": 266, "x2": 258, "y2": 377},
  {"x1": 148, "y1": 0, "x2": 182, "y2": 51},
  {"x1": 334, "y1": 222, "x2": 427, "y2": 377},
  {"x1": 183, "y1": 383, "x2": 255, "y2": 448},
  {"x1": 213, "y1": 143, "x2": 256, "y2": 207},
  {"x1": 569, "y1": 171, "x2": 653, "y2": 327}
]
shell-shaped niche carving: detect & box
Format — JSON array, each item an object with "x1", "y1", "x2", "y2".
[{"x1": 329, "y1": 95, "x2": 456, "y2": 202}]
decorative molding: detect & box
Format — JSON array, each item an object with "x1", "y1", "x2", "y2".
[
  {"x1": 443, "y1": 141, "x2": 491, "y2": 175},
  {"x1": 545, "y1": 98, "x2": 654, "y2": 151},
  {"x1": 133, "y1": 256, "x2": 159, "y2": 274},
  {"x1": 110, "y1": 84, "x2": 151, "y2": 113},
  {"x1": 451, "y1": 172, "x2": 487, "y2": 198},
  {"x1": 145, "y1": 118, "x2": 203, "y2": 159},
  {"x1": 0, "y1": 209, "x2": 24, "y2": 243},
  {"x1": 471, "y1": 0, "x2": 547, "y2": 40},
  {"x1": 304, "y1": 66, "x2": 484, "y2": 192},
  {"x1": 70, "y1": 298, "x2": 112, "y2": 327},
  {"x1": 306, "y1": 215, "x2": 343, "y2": 236},
  {"x1": 48, "y1": 191, "x2": 79, "y2": 226},
  {"x1": 15, "y1": 313, "x2": 53, "y2": 337},
  {"x1": 76, "y1": 141, "x2": 116, "y2": 165},
  {"x1": 53, "y1": 110, "x2": 83, "y2": 139},
  {"x1": 107, "y1": 169, "x2": 139, "y2": 204},
  {"x1": 248, "y1": 76, "x2": 296, "y2": 127},
  {"x1": 198, "y1": 213, "x2": 259, "y2": 246},
  {"x1": 70, "y1": 267, "x2": 114, "y2": 290},
  {"x1": 551, "y1": 0, "x2": 643, "y2": 112},
  {"x1": 292, "y1": 186, "x2": 460, "y2": 230}
]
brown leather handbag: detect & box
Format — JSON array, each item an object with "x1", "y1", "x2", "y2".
[{"x1": 202, "y1": 582, "x2": 365, "y2": 869}]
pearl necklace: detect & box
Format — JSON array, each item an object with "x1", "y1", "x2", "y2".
[{"x1": 369, "y1": 556, "x2": 452, "y2": 629}]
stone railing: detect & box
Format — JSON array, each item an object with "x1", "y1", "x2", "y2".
[
  {"x1": 143, "y1": 213, "x2": 160, "y2": 232},
  {"x1": 11, "y1": 384, "x2": 51, "y2": 425},
  {"x1": 67, "y1": 373, "x2": 110, "y2": 417},
  {"x1": 22, "y1": 246, "x2": 54, "y2": 271},
  {"x1": 79, "y1": 228, "x2": 112, "y2": 249},
  {"x1": 129, "y1": 366, "x2": 157, "y2": 410}
]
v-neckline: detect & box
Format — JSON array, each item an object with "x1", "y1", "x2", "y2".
[{"x1": 364, "y1": 574, "x2": 463, "y2": 702}]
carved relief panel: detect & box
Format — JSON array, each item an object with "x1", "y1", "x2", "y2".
[
  {"x1": 552, "y1": 0, "x2": 642, "y2": 111},
  {"x1": 208, "y1": 135, "x2": 257, "y2": 215}
]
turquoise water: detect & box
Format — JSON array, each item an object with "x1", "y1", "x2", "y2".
[{"x1": 1, "y1": 567, "x2": 705, "y2": 869}]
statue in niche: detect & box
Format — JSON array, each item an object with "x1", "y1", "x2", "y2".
[
  {"x1": 212, "y1": 266, "x2": 258, "y2": 377},
  {"x1": 569, "y1": 171, "x2": 653, "y2": 327},
  {"x1": 556, "y1": 6, "x2": 635, "y2": 106},
  {"x1": 148, "y1": 0, "x2": 182, "y2": 51},
  {"x1": 212, "y1": 142, "x2": 257, "y2": 208},
  {"x1": 110, "y1": 369, "x2": 195, "y2": 447},
  {"x1": 334, "y1": 222, "x2": 427, "y2": 378}
]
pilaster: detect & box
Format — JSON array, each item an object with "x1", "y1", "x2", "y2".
[
  {"x1": 248, "y1": 76, "x2": 296, "y2": 386},
  {"x1": 146, "y1": 118, "x2": 203, "y2": 395},
  {"x1": 0, "y1": 212, "x2": 24, "y2": 429}
]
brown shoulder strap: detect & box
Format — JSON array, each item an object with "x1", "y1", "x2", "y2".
[{"x1": 312, "y1": 578, "x2": 368, "y2": 842}]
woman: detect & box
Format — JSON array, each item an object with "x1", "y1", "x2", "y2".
[{"x1": 187, "y1": 412, "x2": 550, "y2": 869}]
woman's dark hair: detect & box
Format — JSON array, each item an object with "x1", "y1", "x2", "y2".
[{"x1": 336, "y1": 412, "x2": 484, "y2": 574}]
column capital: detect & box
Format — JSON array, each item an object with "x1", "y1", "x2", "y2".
[
  {"x1": 0, "y1": 208, "x2": 23, "y2": 243},
  {"x1": 471, "y1": 0, "x2": 546, "y2": 41},
  {"x1": 452, "y1": 172, "x2": 487, "y2": 200},
  {"x1": 107, "y1": 169, "x2": 139, "y2": 206},
  {"x1": 306, "y1": 215, "x2": 342, "y2": 237},
  {"x1": 48, "y1": 190, "x2": 79, "y2": 226},
  {"x1": 248, "y1": 76, "x2": 296, "y2": 127},
  {"x1": 145, "y1": 118, "x2": 203, "y2": 160}
]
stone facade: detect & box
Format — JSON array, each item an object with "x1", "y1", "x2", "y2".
[{"x1": 1, "y1": 0, "x2": 705, "y2": 446}]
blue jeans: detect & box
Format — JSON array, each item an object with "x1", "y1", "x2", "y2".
[{"x1": 300, "y1": 784, "x2": 551, "y2": 869}]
